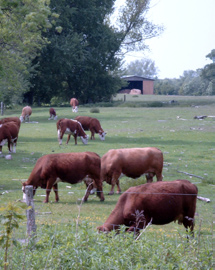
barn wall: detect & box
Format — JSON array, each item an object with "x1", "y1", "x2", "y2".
[{"x1": 142, "y1": 80, "x2": 154, "y2": 94}]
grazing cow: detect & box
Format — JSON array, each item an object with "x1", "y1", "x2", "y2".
[
  {"x1": 0, "y1": 122, "x2": 19, "y2": 154},
  {"x1": 22, "y1": 152, "x2": 105, "y2": 203},
  {"x1": 56, "y1": 118, "x2": 89, "y2": 145},
  {"x1": 75, "y1": 116, "x2": 106, "y2": 140},
  {"x1": 70, "y1": 98, "x2": 79, "y2": 113},
  {"x1": 101, "y1": 147, "x2": 163, "y2": 195},
  {"x1": 97, "y1": 180, "x2": 198, "y2": 234},
  {"x1": 49, "y1": 108, "x2": 58, "y2": 120},
  {"x1": 0, "y1": 117, "x2": 21, "y2": 129},
  {"x1": 20, "y1": 106, "x2": 32, "y2": 122}
]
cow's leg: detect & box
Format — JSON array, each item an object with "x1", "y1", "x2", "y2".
[
  {"x1": 52, "y1": 184, "x2": 59, "y2": 202},
  {"x1": 183, "y1": 214, "x2": 195, "y2": 238},
  {"x1": 116, "y1": 179, "x2": 121, "y2": 194},
  {"x1": 108, "y1": 172, "x2": 121, "y2": 195},
  {"x1": 58, "y1": 129, "x2": 64, "y2": 145},
  {"x1": 95, "y1": 179, "x2": 105, "y2": 201},
  {"x1": 74, "y1": 134, "x2": 77, "y2": 145},
  {"x1": 83, "y1": 182, "x2": 94, "y2": 202},
  {"x1": 44, "y1": 180, "x2": 55, "y2": 203},
  {"x1": 66, "y1": 134, "x2": 71, "y2": 144},
  {"x1": 156, "y1": 171, "x2": 163, "y2": 181},
  {"x1": 0, "y1": 145, "x2": 2, "y2": 154},
  {"x1": 145, "y1": 173, "x2": 154, "y2": 183}
]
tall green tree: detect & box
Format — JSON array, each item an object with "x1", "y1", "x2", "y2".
[
  {"x1": 29, "y1": 0, "x2": 162, "y2": 104},
  {"x1": 0, "y1": 0, "x2": 52, "y2": 104},
  {"x1": 201, "y1": 49, "x2": 215, "y2": 95}
]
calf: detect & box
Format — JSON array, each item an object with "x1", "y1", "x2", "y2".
[
  {"x1": 56, "y1": 118, "x2": 89, "y2": 145},
  {"x1": 70, "y1": 98, "x2": 79, "y2": 113},
  {"x1": 101, "y1": 147, "x2": 163, "y2": 195},
  {"x1": 0, "y1": 117, "x2": 21, "y2": 129},
  {"x1": 20, "y1": 106, "x2": 32, "y2": 122},
  {"x1": 97, "y1": 180, "x2": 198, "y2": 234},
  {"x1": 0, "y1": 122, "x2": 19, "y2": 154},
  {"x1": 49, "y1": 108, "x2": 58, "y2": 120},
  {"x1": 22, "y1": 152, "x2": 105, "y2": 203},
  {"x1": 75, "y1": 116, "x2": 106, "y2": 140}
]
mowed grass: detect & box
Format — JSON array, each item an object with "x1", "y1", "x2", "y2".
[{"x1": 0, "y1": 95, "x2": 215, "y2": 241}]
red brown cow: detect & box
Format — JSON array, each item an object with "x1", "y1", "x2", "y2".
[
  {"x1": 101, "y1": 147, "x2": 163, "y2": 195},
  {"x1": 75, "y1": 116, "x2": 106, "y2": 141},
  {"x1": 0, "y1": 117, "x2": 21, "y2": 129},
  {"x1": 0, "y1": 122, "x2": 19, "y2": 154},
  {"x1": 20, "y1": 106, "x2": 32, "y2": 122},
  {"x1": 22, "y1": 152, "x2": 105, "y2": 203},
  {"x1": 70, "y1": 98, "x2": 79, "y2": 113},
  {"x1": 49, "y1": 108, "x2": 58, "y2": 120},
  {"x1": 97, "y1": 180, "x2": 198, "y2": 234},
  {"x1": 57, "y1": 118, "x2": 89, "y2": 145}
]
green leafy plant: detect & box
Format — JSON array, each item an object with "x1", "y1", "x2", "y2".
[{"x1": 0, "y1": 202, "x2": 29, "y2": 270}]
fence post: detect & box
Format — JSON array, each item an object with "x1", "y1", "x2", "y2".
[
  {"x1": 124, "y1": 95, "x2": 126, "y2": 102},
  {"x1": 25, "y1": 185, "x2": 37, "y2": 240},
  {"x1": 1, "y1": 102, "x2": 4, "y2": 116}
]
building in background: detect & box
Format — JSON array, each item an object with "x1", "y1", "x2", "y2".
[{"x1": 119, "y1": 75, "x2": 154, "y2": 95}]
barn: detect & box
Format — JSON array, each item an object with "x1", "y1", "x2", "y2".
[{"x1": 119, "y1": 75, "x2": 154, "y2": 95}]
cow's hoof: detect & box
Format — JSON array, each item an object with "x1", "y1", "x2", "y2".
[{"x1": 108, "y1": 192, "x2": 114, "y2": 195}]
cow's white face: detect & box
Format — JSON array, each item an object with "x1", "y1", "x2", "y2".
[
  {"x1": 0, "y1": 139, "x2": 7, "y2": 146},
  {"x1": 81, "y1": 135, "x2": 89, "y2": 144},
  {"x1": 20, "y1": 116, "x2": 24, "y2": 122},
  {"x1": 99, "y1": 131, "x2": 107, "y2": 141},
  {"x1": 22, "y1": 186, "x2": 27, "y2": 202},
  {"x1": 72, "y1": 106, "x2": 78, "y2": 113}
]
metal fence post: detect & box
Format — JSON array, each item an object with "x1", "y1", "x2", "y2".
[{"x1": 25, "y1": 185, "x2": 37, "y2": 239}]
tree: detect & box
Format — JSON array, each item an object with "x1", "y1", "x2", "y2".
[
  {"x1": 124, "y1": 58, "x2": 158, "y2": 78},
  {"x1": 201, "y1": 49, "x2": 215, "y2": 95},
  {"x1": 0, "y1": 0, "x2": 52, "y2": 103},
  {"x1": 29, "y1": 0, "x2": 162, "y2": 104}
]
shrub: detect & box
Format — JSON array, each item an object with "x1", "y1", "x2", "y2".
[{"x1": 90, "y1": 108, "x2": 100, "y2": 113}]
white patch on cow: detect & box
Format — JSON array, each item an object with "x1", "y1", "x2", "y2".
[
  {"x1": 80, "y1": 135, "x2": 88, "y2": 144},
  {"x1": 0, "y1": 139, "x2": 7, "y2": 146},
  {"x1": 99, "y1": 132, "x2": 106, "y2": 141},
  {"x1": 0, "y1": 124, "x2": 2, "y2": 127},
  {"x1": 53, "y1": 177, "x2": 62, "y2": 185},
  {"x1": 54, "y1": 116, "x2": 58, "y2": 120},
  {"x1": 22, "y1": 186, "x2": 27, "y2": 202},
  {"x1": 65, "y1": 127, "x2": 76, "y2": 135}
]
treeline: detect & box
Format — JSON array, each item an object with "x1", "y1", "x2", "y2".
[
  {"x1": 0, "y1": 0, "x2": 161, "y2": 105},
  {"x1": 154, "y1": 50, "x2": 215, "y2": 96}
]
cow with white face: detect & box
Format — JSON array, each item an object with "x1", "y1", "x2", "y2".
[
  {"x1": 20, "y1": 106, "x2": 32, "y2": 123},
  {"x1": 56, "y1": 118, "x2": 89, "y2": 145},
  {"x1": 75, "y1": 116, "x2": 106, "y2": 141},
  {"x1": 70, "y1": 98, "x2": 79, "y2": 113},
  {"x1": 49, "y1": 108, "x2": 58, "y2": 120}
]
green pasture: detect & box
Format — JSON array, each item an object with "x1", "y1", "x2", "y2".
[{"x1": 0, "y1": 95, "x2": 214, "y2": 269}]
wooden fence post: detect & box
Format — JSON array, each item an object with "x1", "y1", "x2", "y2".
[
  {"x1": 1, "y1": 102, "x2": 4, "y2": 116},
  {"x1": 25, "y1": 185, "x2": 37, "y2": 239}
]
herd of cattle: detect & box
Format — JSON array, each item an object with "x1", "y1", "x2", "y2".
[{"x1": 0, "y1": 98, "x2": 198, "y2": 234}]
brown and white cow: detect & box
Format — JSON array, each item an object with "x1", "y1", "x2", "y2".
[
  {"x1": 75, "y1": 116, "x2": 106, "y2": 141},
  {"x1": 49, "y1": 108, "x2": 58, "y2": 120},
  {"x1": 20, "y1": 106, "x2": 32, "y2": 122},
  {"x1": 101, "y1": 147, "x2": 163, "y2": 195},
  {"x1": 22, "y1": 152, "x2": 105, "y2": 203},
  {"x1": 0, "y1": 117, "x2": 21, "y2": 129},
  {"x1": 70, "y1": 98, "x2": 79, "y2": 113},
  {"x1": 56, "y1": 118, "x2": 89, "y2": 145},
  {"x1": 97, "y1": 180, "x2": 198, "y2": 234},
  {"x1": 0, "y1": 122, "x2": 19, "y2": 154}
]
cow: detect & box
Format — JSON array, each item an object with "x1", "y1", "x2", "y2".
[
  {"x1": 97, "y1": 180, "x2": 198, "y2": 235},
  {"x1": 0, "y1": 117, "x2": 21, "y2": 129},
  {"x1": 74, "y1": 116, "x2": 106, "y2": 141},
  {"x1": 22, "y1": 152, "x2": 105, "y2": 203},
  {"x1": 101, "y1": 147, "x2": 163, "y2": 195},
  {"x1": 56, "y1": 118, "x2": 89, "y2": 145},
  {"x1": 20, "y1": 106, "x2": 32, "y2": 122},
  {"x1": 0, "y1": 122, "x2": 19, "y2": 154},
  {"x1": 70, "y1": 98, "x2": 79, "y2": 113},
  {"x1": 49, "y1": 108, "x2": 58, "y2": 120}
]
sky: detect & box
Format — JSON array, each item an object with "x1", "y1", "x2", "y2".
[{"x1": 116, "y1": 0, "x2": 215, "y2": 79}]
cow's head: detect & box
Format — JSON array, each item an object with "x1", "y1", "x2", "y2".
[
  {"x1": 80, "y1": 134, "x2": 89, "y2": 144},
  {"x1": 22, "y1": 184, "x2": 27, "y2": 202},
  {"x1": 99, "y1": 131, "x2": 107, "y2": 141},
  {"x1": 20, "y1": 115, "x2": 24, "y2": 123}
]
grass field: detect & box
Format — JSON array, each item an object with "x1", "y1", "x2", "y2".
[{"x1": 0, "y1": 95, "x2": 214, "y2": 269}]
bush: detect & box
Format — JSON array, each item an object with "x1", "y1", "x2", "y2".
[{"x1": 90, "y1": 108, "x2": 100, "y2": 113}]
